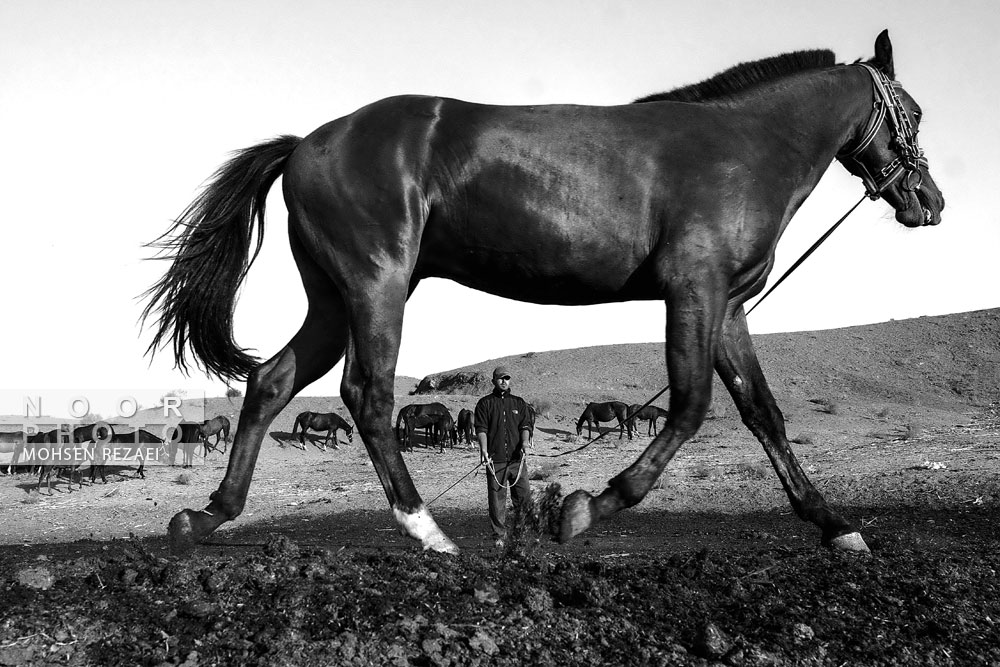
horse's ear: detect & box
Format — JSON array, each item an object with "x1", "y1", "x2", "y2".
[{"x1": 872, "y1": 29, "x2": 895, "y2": 79}]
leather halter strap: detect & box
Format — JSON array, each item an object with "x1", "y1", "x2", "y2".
[{"x1": 837, "y1": 63, "x2": 927, "y2": 200}]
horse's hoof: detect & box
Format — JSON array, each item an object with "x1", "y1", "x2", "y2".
[
  {"x1": 423, "y1": 532, "x2": 459, "y2": 555},
  {"x1": 167, "y1": 510, "x2": 199, "y2": 554},
  {"x1": 559, "y1": 490, "x2": 594, "y2": 543},
  {"x1": 828, "y1": 531, "x2": 870, "y2": 553},
  {"x1": 393, "y1": 505, "x2": 460, "y2": 555}
]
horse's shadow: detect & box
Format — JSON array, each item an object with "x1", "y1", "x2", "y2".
[
  {"x1": 269, "y1": 431, "x2": 340, "y2": 451},
  {"x1": 537, "y1": 426, "x2": 574, "y2": 438}
]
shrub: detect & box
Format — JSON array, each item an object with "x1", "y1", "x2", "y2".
[
  {"x1": 808, "y1": 397, "x2": 840, "y2": 415},
  {"x1": 159, "y1": 389, "x2": 187, "y2": 406},
  {"x1": 734, "y1": 462, "x2": 769, "y2": 480},
  {"x1": 226, "y1": 386, "x2": 243, "y2": 399}
]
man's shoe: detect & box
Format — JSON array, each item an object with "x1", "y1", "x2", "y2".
[{"x1": 494, "y1": 538, "x2": 505, "y2": 549}]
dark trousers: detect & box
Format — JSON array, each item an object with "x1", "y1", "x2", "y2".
[{"x1": 486, "y1": 458, "x2": 531, "y2": 537}]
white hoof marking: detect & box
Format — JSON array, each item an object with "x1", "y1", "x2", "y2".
[
  {"x1": 394, "y1": 505, "x2": 459, "y2": 554},
  {"x1": 830, "y1": 532, "x2": 870, "y2": 553}
]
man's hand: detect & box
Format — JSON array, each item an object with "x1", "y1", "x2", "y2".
[{"x1": 478, "y1": 432, "x2": 489, "y2": 465}]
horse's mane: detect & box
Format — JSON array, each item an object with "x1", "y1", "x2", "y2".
[{"x1": 634, "y1": 49, "x2": 837, "y2": 104}]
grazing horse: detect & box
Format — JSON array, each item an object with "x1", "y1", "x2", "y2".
[
  {"x1": 90, "y1": 429, "x2": 163, "y2": 482},
  {"x1": 432, "y1": 414, "x2": 458, "y2": 450},
  {"x1": 33, "y1": 428, "x2": 85, "y2": 494},
  {"x1": 0, "y1": 431, "x2": 26, "y2": 474},
  {"x1": 169, "y1": 423, "x2": 203, "y2": 468},
  {"x1": 199, "y1": 415, "x2": 231, "y2": 454},
  {"x1": 457, "y1": 408, "x2": 475, "y2": 445},
  {"x1": 395, "y1": 403, "x2": 453, "y2": 450},
  {"x1": 73, "y1": 423, "x2": 116, "y2": 484},
  {"x1": 628, "y1": 404, "x2": 670, "y2": 436},
  {"x1": 291, "y1": 411, "x2": 354, "y2": 451},
  {"x1": 144, "y1": 32, "x2": 943, "y2": 554},
  {"x1": 577, "y1": 401, "x2": 632, "y2": 441}
]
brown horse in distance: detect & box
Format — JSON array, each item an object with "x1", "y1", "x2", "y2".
[
  {"x1": 576, "y1": 401, "x2": 632, "y2": 440},
  {"x1": 199, "y1": 416, "x2": 231, "y2": 454},
  {"x1": 628, "y1": 404, "x2": 670, "y2": 437},
  {"x1": 291, "y1": 411, "x2": 354, "y2": 451},
  {"x1": 456, "y1": 408, "x2": 475, "y2": 445}
]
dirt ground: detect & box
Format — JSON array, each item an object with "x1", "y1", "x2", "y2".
[{"x1": 1, "y1": 309, "x2": 999, "y2": 665}]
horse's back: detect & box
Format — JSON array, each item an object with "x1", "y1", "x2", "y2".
[{"x1": 284, "y1": 96, "x2": 758, "y2": 306}]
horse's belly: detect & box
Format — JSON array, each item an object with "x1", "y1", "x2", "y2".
[
  {"x1": 426, "y1": 255, "x2": 659, "y2": 305},
  {"x1": 420, "y1": 211, "x2": 659, "y2": 304}
]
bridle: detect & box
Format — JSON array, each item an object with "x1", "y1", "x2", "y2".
[{"x1": 837, "y1": 63, "x2": 927, "y2": 200}]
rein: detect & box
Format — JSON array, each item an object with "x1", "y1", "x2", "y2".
[{"x1": 837, "y1": 64, "x2": 927, "y2": 199}]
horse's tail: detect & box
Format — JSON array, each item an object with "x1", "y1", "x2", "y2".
[
  {"x1": 291, "y1": 413, "x2": 302, "y2": 437},
  {"x1": 141, "y1": 135, "x2": 303, "y2": 380}
]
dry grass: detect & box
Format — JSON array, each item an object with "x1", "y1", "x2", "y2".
[{"x1": 733, "y1": 461, "x2": 770, "y2": 480}]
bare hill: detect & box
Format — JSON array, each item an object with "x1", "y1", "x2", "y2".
[
  {"x1": 146, "y1": 308, "x2": 997, "y2": 437},
  {"x1": 415, "y1": 308, "x2": 999, "y2": 413}
]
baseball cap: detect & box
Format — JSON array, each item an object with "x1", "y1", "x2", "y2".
[{"x1": 492, "y1": 366, "x2": 512, "y2": 380}]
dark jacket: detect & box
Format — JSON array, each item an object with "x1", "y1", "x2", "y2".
[{"x1": 475, "y1": 388, "x2": 529, "y2": 462}]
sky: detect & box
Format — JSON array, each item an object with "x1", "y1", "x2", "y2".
[{"x1": 2, "y1": 0, "x2": 997, "y2": 417}]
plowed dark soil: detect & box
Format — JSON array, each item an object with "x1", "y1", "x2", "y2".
[{"x1": 2, "y1": 309, "x2": 999, "y2": 665}]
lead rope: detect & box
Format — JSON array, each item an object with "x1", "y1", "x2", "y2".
[
  {"x1": 426, "y1": 457, "x2": 525, "y2": 505},
  {"x1": 485, "y1": 457, "x2": 526, "y2": 491}
]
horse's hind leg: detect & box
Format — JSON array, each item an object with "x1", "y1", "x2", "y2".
[
  {"x1": 715, "y1": 309, "x2": 868, "y2": 552},
  {"x1": 167, "y1": 238, "x2": 348, "y2": 552},
  {"x1": 560, "y1": 272, "x2": 725, "y2": 542},
  {"x1": 339, "y1": 277, "x2": 457, "y2": 554}
]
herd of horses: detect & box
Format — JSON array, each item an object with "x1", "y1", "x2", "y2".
[
  {"x1": 2, "y1": 399, "x2": 661, "y2": 494},
  {"x1": 576, "y1": 401, "x2": 670, "y2": 440},
  {"x1": 0, "y1": 416, "x2": 232, "y2": 494}
]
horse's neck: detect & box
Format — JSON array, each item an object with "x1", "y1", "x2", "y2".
[
  {"x1": 730, "y1": 66, "x2": 872, "y2": 233},
  {"x1": 736, "y1": 66, "x2": 872, "y2": 164}
]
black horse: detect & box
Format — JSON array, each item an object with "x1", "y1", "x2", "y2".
[
  {"x1": 145, "y1": 32, "x2": 943, "y2": 554},
  {"x1": 291, "y1": 411, "x2": 353, "y2": 451},
  {"x1": 91, "y1": 429, "x2": 164, "y2": 482},
  {"x1": 169, "y1": 423, "x2": 203, "y2": 468},
  {"x1": 432, "y1": 414, "x2": 458, "y2": 450},
  {"x1": 33, "y1": 426, "x2": 103, "y2": 494},
  {"x1": 0, "y1": 431, "x2": 27, "y2": 474},
  {"x1": 199, "y1": 415, "x2": 231, "y2": 454},
  {"x1": 456, "y1": 408, "x2": 475, "y2": 445},
  {"x1": 74, "y1": 423, "x2": 116, "y2": 484},
  {"x1": 628, "y1": 404, "x2": 670, "y2": 436},
  {"x1": 576, "y1": 401, "x2": 632, "y2": 440}
]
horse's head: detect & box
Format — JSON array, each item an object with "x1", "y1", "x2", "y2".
[
  {"x1": 838, "y1": 30, "x2": 944, "y2": 228},
  {"x1": 346, "y1": 424, "x2": 354, "y2": 443}
]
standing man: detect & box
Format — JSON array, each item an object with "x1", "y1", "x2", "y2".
[{"x1": 475, "y1": 366, "x2": 532, "y2": 548}]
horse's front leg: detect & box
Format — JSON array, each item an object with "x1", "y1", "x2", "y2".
[
  {"x1": 715, "y1": 308, "x2": 868, "y2": 551},
  {"x1": 561, "y1": 271, "x2": 726, "y2": 541}
]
